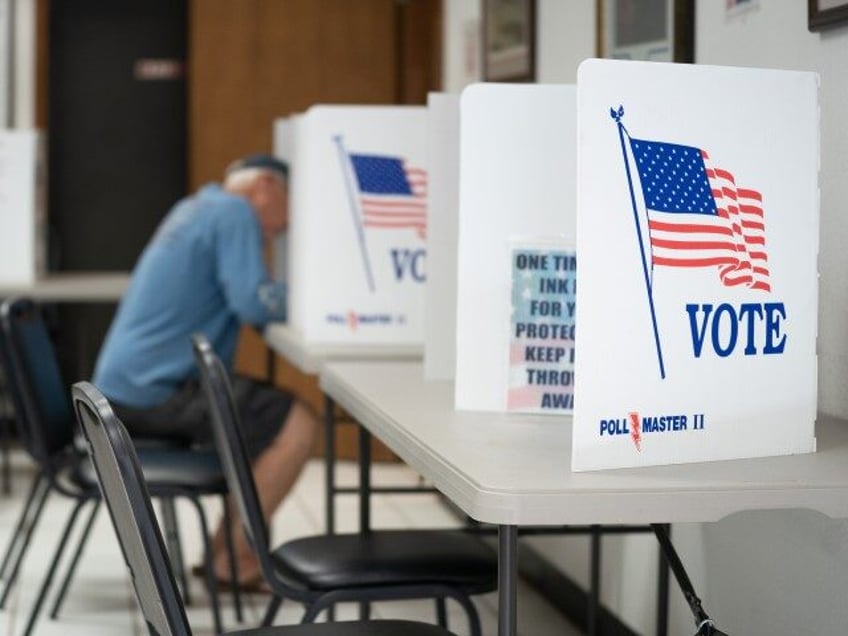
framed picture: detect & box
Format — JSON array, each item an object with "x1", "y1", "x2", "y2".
[
  {"x1": 596, "y1": 0, "x2": 694, "y2": 63},
  {"x1": 808, "y1": 0, "x2": 848, "y2": 31},
  {"x1": 482, "y1": 0, "x2": 536, "y2": 82}
]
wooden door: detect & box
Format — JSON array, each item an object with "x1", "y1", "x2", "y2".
[{"x1": 188, "y1": 0, "x2": 441, "y2": 459}]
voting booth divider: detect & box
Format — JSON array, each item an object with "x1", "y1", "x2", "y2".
[
  {"x1": 423, "y1": 93, "x2": 460, "y2": 381},
  {"x1": 572, "y1": 59, "x2": 819, "y2": 471},
  {"x1": 454, "y1": 83, "x2": 578, "y2": 414},
  {"x1": 275, "y1": 105, "x2": 428, "y2": 347},
  {"x1": 272, "y1": 115, "x2": 297, "y2": 287},
  {"x1": 0, "y1": 130, "x2": 46, "y2": 285}
]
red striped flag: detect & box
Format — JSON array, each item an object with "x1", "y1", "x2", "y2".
[
  {"x1": 630, "y1": 137, "x2": 770, "y2": 292},
  {"x1": 349, "y1": 154, "x2": 428, "y2": 239}
]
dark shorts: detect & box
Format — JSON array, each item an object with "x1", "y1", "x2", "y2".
[{"x1": 112, "y1": 375, "x2": 294, "y2": 460}]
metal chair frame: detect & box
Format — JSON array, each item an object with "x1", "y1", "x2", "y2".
[
  {"x1": 193, "y1": 334, "x2": 493, "y2": 636},
  {"x1": 0, "y1": 297, "x2": 236, "y2": 635},
  {"x1": 72, "y1": 380, "x2": 458, "y2": 636}
]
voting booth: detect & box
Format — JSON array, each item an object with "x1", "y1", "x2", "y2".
[
  {"x1": 0, "y1": 130, "x2": 45, "y2": 285},
  {"x1": 573, "y1": 59, "x2": 818, "y2": 471},
  {"x1": 272, "y1": 115, "x2": 298, "y2": 285},
  {"x1": 277, "y1": 105, "x2": 428, "y2": 346},
  {"x1": 454, "y1": 84, "x2": 577, "y2": 414},
  {"x1": 423, "y1": 93, "x2": 460, "y2": 381}
]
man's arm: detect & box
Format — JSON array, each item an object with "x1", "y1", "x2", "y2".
[{"x1": 215, "y1": 205, "x2": 287, "y2": 325}]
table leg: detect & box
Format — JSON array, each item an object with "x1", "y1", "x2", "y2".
[
  {"x1": 359, "y1": 425, "x2": 371, "y2": 533},
  {"x1": 656, "y1": 523, "x2": 670, "y2": 636},
  {"x1": 323, "y1": 394, "x2": 338, "y2": 621},
  {"x1": 358, "y1": 425, "x2": 372, "y2": 620},
  {"x1": 588, "y1": 525, "x2": 602, "y2": 636},
  {"x1": 498, "y1": 524, "x2": 518, "y2": 636},
  {"x1": 324, "y1": 394, "x2": 336, "y2": 535}
]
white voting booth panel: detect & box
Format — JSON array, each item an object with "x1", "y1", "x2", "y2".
[
  {"x1": 288, "y1": 113, "x2": 310, "y2": 333},
  {"x1": 455, "y1": 83, "x2": 577, "y2": 412},
  {"x1": 287, "y1": 105, "x2": 428, "y2": 346},
  {"x1": 424, "y1": 93, "x2": 460, "y2": 381},
  {"x1": 272, "y1": 116, "x2": 298, "y2": 287},
  {"x1": 573, "y1": 59, "x2": 818, "y2": 471},
  {"x1": 0, "y1": 130, "x2": 45, "y2": 285}
]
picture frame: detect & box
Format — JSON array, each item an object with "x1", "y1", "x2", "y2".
[
  {"x1": 482, "y1": 0, "x2": 536, "y2": 82},
  {"x1": 808, "y1": 0, "x2": 848, "y2": 31},
  {"x1": 596, "y1": 0, "x2": 694, "y2": 64}
]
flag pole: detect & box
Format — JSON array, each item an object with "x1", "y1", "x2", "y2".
[
  {"x1": 611, "y1": 106, "x2": 666, "y2": 379},
  {"x1": 333, "y1": 134, "x2": 376, "y2": 292}
]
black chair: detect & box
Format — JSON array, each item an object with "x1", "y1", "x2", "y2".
[
  {"x1": 72, "y1": 380, "x2": 458, "y2": 636},
  {"x1": 191, "y1": 334, "x2": 497, "y2": 635},
  {"x1": 0, "y1": 297, "x2": 237, "y2": 635}
]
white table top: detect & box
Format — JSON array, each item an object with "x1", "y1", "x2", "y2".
[
  {"x1": 0, "y1": 272, "x2": 131, "y2": 301},
  {"x1": 320, "y1": 360, "x2": 848, "y2": 526},
  {"x1": 264, "y1": 323, "x2": 422, "y2": 375}
]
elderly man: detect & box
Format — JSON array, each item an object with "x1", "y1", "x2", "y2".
[{"x1": 94, "y1": 155, "x2": 317, "y2": 587}]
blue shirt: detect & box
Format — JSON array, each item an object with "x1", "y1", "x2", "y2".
[{"x1": 94, "y1": 184, "x2": 286, "y2": 408}]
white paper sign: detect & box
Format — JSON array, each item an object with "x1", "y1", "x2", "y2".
[
  {"x1": 0, "y1": 130, "x2": 45, "y2": 284},
  {"x1": 507, "y1": 244, "x2": 576, "y2": 413},
  {"x1": 455, "y1": 83, "x2": 577, "y2": 412},
  {"x1": 573, "y1": 59, "x2": 818, "y2": 471},
  {"x1": 287, "y1": 105, "x2": 428, "y2": 345}
]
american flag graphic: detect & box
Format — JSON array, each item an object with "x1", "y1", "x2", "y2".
[
  {"x1": 349, "y1": 154, "x2": 427, "y2": 239},
  {"x1": 507, "y1": 336, "x2": 573, "y2": 410},
  {"x1": 629, "y1": 138, "x2": 770, "y2": 292},
  {"x1": 507, "y1": 250, "x2": 575, "y2": 413}
]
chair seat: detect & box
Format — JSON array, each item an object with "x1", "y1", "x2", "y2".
[
  {"x1": 73, "y1": 448, "x2": 227, "y2": 492},
  {"x1": 229, "y1": 620, "x2": 456, "y2": 636},
  {"x1": 271, "y1": 530, "x2": 497, "y2": 592}
]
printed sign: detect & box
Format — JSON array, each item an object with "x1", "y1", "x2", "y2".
[
  {"x1": 507, "y1": 246, "x2": 576, "y2": 413},
  {"x1": 454, "y1": 83, "x2": 577, "y2": 412},
  {"x1": 573, "y1": 59, "x2": 818, "y2": 471},
  {"x1": 334, "y1": 136, "x2": 427, "y2": 293},
  {"x1": 284, "y1": 106, "x2": 428, "y2": 346}
]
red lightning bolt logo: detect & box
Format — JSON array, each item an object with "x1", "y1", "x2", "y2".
[
  {"x1": 347, "y1": 310, "x2": 359, "y2": 331},
  {"x1": 628, "y1": 412, "x2": 642, "y2": 452}
]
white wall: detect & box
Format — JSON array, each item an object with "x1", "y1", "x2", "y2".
[
  {"x1": 442, "y1": 0, "x2": 595, "y2": 92},
  {"x1": 443, "y1": 2, "x2": 848, "y2": 635},
  {"x1": 442, "y1": 0, "x2": 482, "y2": 93}
]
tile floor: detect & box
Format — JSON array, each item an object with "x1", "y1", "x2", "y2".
[{"x1": 0, "y1": 451, "x2": 583, "y2": 635}]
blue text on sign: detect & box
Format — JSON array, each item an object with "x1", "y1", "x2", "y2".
[{"x1": 685, "y1": 302, "x2": 786, "y2": 358}]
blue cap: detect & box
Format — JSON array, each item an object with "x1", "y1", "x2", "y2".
[{"x1": 225, "y1": 153, "x2": 288, "y2": 179}]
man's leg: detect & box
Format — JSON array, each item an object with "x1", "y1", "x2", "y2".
[{"x1": 214, "y1": 400, "x2": 318, "y2": 581}]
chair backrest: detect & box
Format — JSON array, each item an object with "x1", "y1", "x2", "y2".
[
  {"x1": 0, "y1": 314, "x2": 36, "y2": 457},
  {"x1": 0, "y1": 297, "x2": 74, "y2": 463},
  {"x1": 190, "y1": 334, "x2": 271, "y2": 568},
  {"x1": 72, "y1": 381, "x2": 191, "y2": 636}
]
